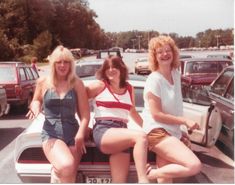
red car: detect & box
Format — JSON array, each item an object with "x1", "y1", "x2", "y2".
[
  {"x1": 0, "y1": 61, "x2": 39, "y2": 109},
  {"x1": 180, "y1": 57, "x2": 233, "y2": 101}
]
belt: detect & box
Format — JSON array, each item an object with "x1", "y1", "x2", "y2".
[{"x1": 94, "y1": 119, "x2": 127, "y2": 129}]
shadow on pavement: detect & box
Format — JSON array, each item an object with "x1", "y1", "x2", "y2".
[
  {"x1": 0, "y1": 127, "x2": 25, "y2": 150},
  {"x1": 175, "y1": 171, "x2": 213, "y2": 183},
  {"x1": 0, "y1": 106, "x2": 28, "y2": 120},
  {"x1": 195, "y1": 151, "x2": 234, "y2": 169}
]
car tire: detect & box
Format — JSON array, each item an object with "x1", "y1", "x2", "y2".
[{"x1": 205, "y1": 106, "x2": 222, "y2": 147}]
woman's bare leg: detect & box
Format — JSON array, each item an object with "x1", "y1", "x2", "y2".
[
  {"x1": 100, "y1": 128, "x2": 149, "y2": 183},
  {"x1": 156, "y1": 156, "x2": 173, "y2": 183},
  {"x1": 147, "y1": 136, "x2": 201, "y2": 181},
  {"x1": 109, "y1": 152, "x2": 130, "y2": 183},
  {"x1": 42, "y1": 139, "x2": 78, "y2": 183}
]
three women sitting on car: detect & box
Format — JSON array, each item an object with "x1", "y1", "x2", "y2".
[{"x1": 27, "y1": 36, "x2": 201, "y2": 183}]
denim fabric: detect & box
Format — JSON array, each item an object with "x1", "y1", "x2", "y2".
[
  {"x1": 93, "y1": 119, "x2": 130, "y2": 153},
  {"x1": 41, "y1": 89, "x2": 79, "y2": 146}
]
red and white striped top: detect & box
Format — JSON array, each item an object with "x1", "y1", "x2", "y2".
[{"x1": 93, "y1": 81, "x2": 133, "y2": 123}]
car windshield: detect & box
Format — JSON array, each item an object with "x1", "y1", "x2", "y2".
[
  {"x1": 0, "y1": 67, "x2": 17, "y2": 83},
  {"x1": 186, "y1": 61, "x2": 219, "y2": 74},
  {"x1": 76, "y1": 64, "x2": 101, "y2": 78},
  {"x1": 182, "y1": 87, "x2": 211, "y2": 106}
]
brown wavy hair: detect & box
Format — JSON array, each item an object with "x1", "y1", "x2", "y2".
[
  {"x1": 96, "y1": 55, "x2": 128, "y2": 88},
  {"x1": 148, "y1": 35, "x2": 180, "y2": 71}
]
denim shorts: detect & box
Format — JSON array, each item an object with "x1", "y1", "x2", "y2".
[
  {"x1": 41, "y1": 119, "x2": 79, "y2": 146},
  {"x1": 93, "y1": 119, "x2": 130, "y2": 153}
]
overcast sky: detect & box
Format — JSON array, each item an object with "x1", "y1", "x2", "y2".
[{"x1": 88, "y1": 0, "x2": 234, "y2": 37}]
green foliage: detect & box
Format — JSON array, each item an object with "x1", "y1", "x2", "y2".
[
  {"x1": 0, "y1": 0, "x2": 233, "y2": 61},
  {"x1": 33, "y1": 30, "x2": 52, "y2": 61}
]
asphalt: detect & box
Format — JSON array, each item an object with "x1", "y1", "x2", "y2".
[{"x1": 176, "y1": 144, "x2": 234, "y2": 183}]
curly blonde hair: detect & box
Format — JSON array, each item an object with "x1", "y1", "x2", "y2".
[
  {"x1": 148, "y1": 35, "x2": 180, "y2": 71},
  {"x1": 47, "y1": 45, "x2": 76, "y2": 89}
]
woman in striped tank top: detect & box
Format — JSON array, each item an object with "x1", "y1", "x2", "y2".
[{"x1": 86, "y1": 56, "x2": 149, "y2": 183}]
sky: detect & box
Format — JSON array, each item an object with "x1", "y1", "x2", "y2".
[{"x1": 88, "y1": 0, "x2": 234, "y2": 37}]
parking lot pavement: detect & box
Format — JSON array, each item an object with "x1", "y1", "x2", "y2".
[{"x1": 191, "y1": 144, "x2": 234, "y2": 183}]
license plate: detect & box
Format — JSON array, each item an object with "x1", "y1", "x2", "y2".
[{"x1": 86, "y1": 177, "x2": 112, "y2": 183}]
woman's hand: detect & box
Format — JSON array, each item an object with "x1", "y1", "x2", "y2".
[
  {"x1": 184, "y1": 118, "x2": 200, "y2": 133},
  {"x1": 181, "y1": 131, "x2": 191, "y2": 148},
  {"x1": 75, "y1": 134, "x2": 87, "y2": 155},
  {"x1": 26, "y1": 100, "x2": 41, "y2": 119}
]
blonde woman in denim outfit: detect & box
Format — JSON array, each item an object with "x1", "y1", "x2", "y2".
[
  {"x1": 26, "y1": 45, "x2": 90, "y2": 183},
  {"x1": 143, "y1": 36, "x2": 201, "y2": 183},
  {"x1": 86, "y1": 56, "x2": 149, "y2": 183}
]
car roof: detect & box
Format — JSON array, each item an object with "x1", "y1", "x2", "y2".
[
  {"x1": 81, "y1": 74, "x2": 147, "y2": 82},
  {"x1": 181, "y1": 57, "x2": 232, "y2": 62},
  {"x1": 0, "y1": 61, "x2": 25, "y2": 64},
  {"x1": 179, "y1": 54, "x2": 194, "y2": 59},
  {"x1": 75, "y1": 59, "x2": 104, "y2": 66}
]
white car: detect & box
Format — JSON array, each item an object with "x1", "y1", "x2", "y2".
[
  {"x1": 134, "y1": 57, "x2": 151, "y2": 75},
  {"x1": 0, "y1": 86, "x2": 10, "y2": 117},
  {"x1": 75, "y1": 59, "x2": 104, "y2": 78},
  {"x1": 14, "y1": 75, "x2": 219, "y2": 183}
]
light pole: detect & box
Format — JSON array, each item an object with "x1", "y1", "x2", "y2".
[
  {"x1": 136, "y1": 35, "x2": 142, "y2": 50},
  {"x1": 131, "y1": 39, "x2": 136, "y2": 49},
  {"x1": 198, "y1": 40, "x2": 201, "y2": 48},
  {"x1": 216, "y1": 35, "x2": 220, "y2": 48}
]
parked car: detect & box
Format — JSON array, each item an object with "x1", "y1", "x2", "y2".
[
  {"x1": 134, "y1": 57, "x2": 151, "y2": 75},
  {"x1": 0, "y1": 61, "x2": 39, "y2": 109},
  {"x1": 75, "y1": 59, "x2": 104, "y2": 78},
  {"x1": 70, "y1": 48, "x2": 81, "y2": 59},
  {"x1": 14, "y1": 74, "x2": 221, "y2": 183},
  {"x1": 180, "y1": 57, "x2": 233, "y2": 101},
  {"x1": 207, "y1": 65, "x2": 234, "y2": 158},
  {"x1": 207, "y1": 54, "x2": 232, "y2": 60},
  {"x1": 0, "y1": 86, "x2": 10, "y2": 117},
  {"x1": 179, "y1": 54, "x2": 194, "y2": 59},
  {"x1": 96, "y1": 49, "x2": 122, "y2": 59}
]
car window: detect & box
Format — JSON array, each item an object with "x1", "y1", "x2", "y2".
[
  {"x1": 25, "y1": 67, "x2": 34, "y2": 80},
  {"x1": 0, "y1": 67, "x2": 17, "y2": 83},
  {"x1": 225, "y1": 78, "x2": 234, "y2": 101},
  {"x1": 211, "y1": 70, "x2": 233, "y2": 96},
  {"x1": 31, "y1": 67, "x2": 39, "y2": 79},
  {"x1": 19, "y1": 68, "x2": 26, "y2": 81},
  {"x1": 76, "y1": 64, "x2": 101, "y2": 78},
  {"x1": 187, "y1": 61, "x2": 218, "y2": 74}
]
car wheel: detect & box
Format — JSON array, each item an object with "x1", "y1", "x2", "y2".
[{"x1": 206, "y1": 107, "x2": 222, "y2": 147}]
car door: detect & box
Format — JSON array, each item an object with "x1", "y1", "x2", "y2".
[
  {"x1": 210, "y1": 69, "x2": 234, "y2": 127},
  {"x1": 209, "y1": 69, "x2": 234, "y2": 143},
  {"x1": 223, "y1": 78, "x2": 234, "y2": 127}
]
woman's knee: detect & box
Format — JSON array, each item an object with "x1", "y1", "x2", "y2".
[
  {"x1": 55, "y1": 159, "x2": 76, "y2": 177},
  {"x1": 187, "y1": 158, "x2": 202, "y2": 175},
  {"x1": 134, "y1": 131, "x2": 148, "y2": 145}
]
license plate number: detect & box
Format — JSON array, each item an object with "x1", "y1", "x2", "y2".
[{"x1": 86, "y1": 177, "x2": 112, "y2": 183}]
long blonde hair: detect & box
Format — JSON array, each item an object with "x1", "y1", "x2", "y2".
[
  {"x1": 47, "y1": 45, "x2": 77, "y2": 89},
  {"x1": 148, "y1": 35, "x2": 180, "y2": 71}
]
